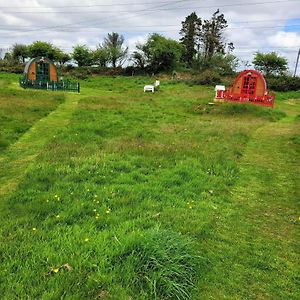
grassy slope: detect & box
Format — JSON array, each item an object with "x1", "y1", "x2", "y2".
[{"x1": 0, "y1": 73, "x2": 299, "y2": 299}]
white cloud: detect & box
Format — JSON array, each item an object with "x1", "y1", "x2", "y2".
[{"x1": 268, "y1": 31, "x2": 300, "y2": 48}]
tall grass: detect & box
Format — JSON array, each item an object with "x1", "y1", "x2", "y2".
[{"x1": 112, "y1": 228, "x2": 204, "y2": 299}]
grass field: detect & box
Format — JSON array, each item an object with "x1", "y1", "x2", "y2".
[{"x1": 0, "y1": 72, "x2": 299, "y2": 299}]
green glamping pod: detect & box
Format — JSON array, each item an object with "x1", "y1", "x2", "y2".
[{"x1": 20, "y1": 57, "x2": 80, "y2": 92}]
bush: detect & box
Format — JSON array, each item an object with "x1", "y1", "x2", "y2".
[
  {"x1": 111, "y1": 228, "x2": 204, "y2": 299},
  {"x1": 193, "y1": 70, "x2": 221, "y2": 85},
  {"x1": 62, "y1": 64, "x2": 75, "y2": 72},
  {"x1": 68, "y1": 67, "x2": 92, "y2": 80},
  {"x1": 267, "y1": 75, "x2": 300, "y2": 92},
  {"x1": 123, "y1": 66, "x2": 148, "y2": 76},
  {"x1": 0, "y1": 61, "x2": 23, "y2": 74}
]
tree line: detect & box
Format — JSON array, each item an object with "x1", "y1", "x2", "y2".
[{"x1": 0, "y1": 10, "x2": 289, "y2": 76}]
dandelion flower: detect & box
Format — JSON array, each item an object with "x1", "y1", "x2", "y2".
[
  {"x1": 53, "y1": 268, "x2": 60, "y2": 273},
  {"x1": 85, "y1": 238, "x2": 89, "y2": 242},
  {"x1": 32, "y1": 227, "x2": 37, "y2": 231},
  {"x1": 106, "y1": 209, "x2": 111, "y2": 214},
  {"x1": 56, "y1": 215, "x2": 60, "y2": 218},
  {"x1": 93, "y1": 209, "x2": 97, "y2": 212}
]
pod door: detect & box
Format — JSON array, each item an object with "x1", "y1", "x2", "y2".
[
  {"x1": 241, "y1": 74, "x2": 257, "y2": 96},
  {"x1": 36, "y1": 61, "x2": 50, "y2": 81}
]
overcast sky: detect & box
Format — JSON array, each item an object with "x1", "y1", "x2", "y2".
[{"x1": 0, "y1": 0, "x2": 300, "y2": 74}]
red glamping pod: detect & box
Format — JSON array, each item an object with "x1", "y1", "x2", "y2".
[{"x1": 215, "y1": 70, "x2": 275, "y2": 108}]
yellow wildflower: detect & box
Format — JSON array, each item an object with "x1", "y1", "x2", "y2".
[
  {"x1": 53, "y1": 268, "x2": 59, "y2": 273},
  {"x1": 32, "y1": 227, "x2": 37, "y2": 231},
  {"x1": 85, "y1": 238, "x2": 89, "y2": 242}
]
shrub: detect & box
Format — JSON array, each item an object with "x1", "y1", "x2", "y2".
[
  {"x1": 62, "y1": 64, "x2": 75, "y2": 72},
  {"x1": 193, "y1": 70, "x2": 221, "y2": 85},
  {"x1": 69, "y1": 67, "x2": 92, "y2": 80},
  {"x1": 0, "y1": 62, "x2": 23, "y2": 74},
  {"x1": 267, "y1": 75, "x2": 300, "y2": 92},
  {"x1": 111, "y1": 228, "x2": 203, "y2": 299}
]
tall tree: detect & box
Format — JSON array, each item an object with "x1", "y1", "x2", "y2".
[
  {"x1": 93, "y1": 45, "x2": 109, "y2": 67},
  {"x1": 133, "y1": 33, "x2": 184, "y2": 73},
  {"x1": 3, "y1": 52, "x2": 13, "y2": 62},
  {"x1": 72, "y1": 45, "x2": 92, "y2": 67},
  {"x1": 12, "y1": 44, "x2": 28, "y2": 63},
  {"x1": 54, "y1": 48, "x2": 71, "y2": 66},
  {"x1": 200, "y1": 10, "x2": 229, "y2": 59},
  {"x1": 179, "y1": 12, "x2": 202, "y2": 67},
  {"x1": 253, "y1": 52, "x2": 288, "y2": 76},
  {"x1": 198, "y1": 53, "x2": 239, "y2": 75},
  {"x1": 103, "y1": 32, "x2": 128, "y2": 68},
  {"x1": 28, "y1": 41, "x2": 57, "y2": 60},
  {"x1": 132, "y1": 47, "x2": 146, "y2": 69}
]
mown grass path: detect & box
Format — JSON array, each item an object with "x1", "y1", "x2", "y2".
[
  {"x1": 0, "y1": 94, "x2": 79, "y2": 198},
  {"x1": 198, "y1": 111, "x2": 300, "y2": 299}
]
